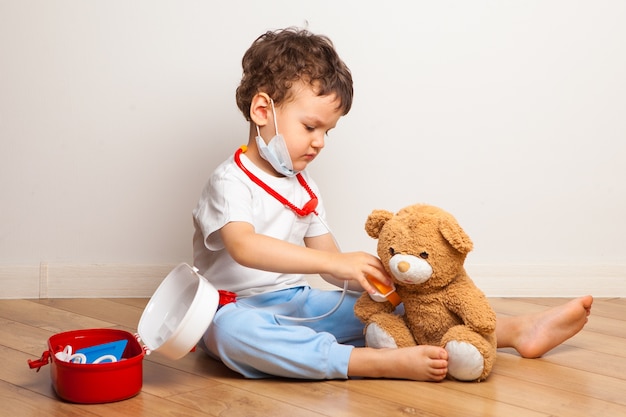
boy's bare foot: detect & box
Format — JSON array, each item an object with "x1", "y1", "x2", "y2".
[
  {"x1": 389, "y1": 345, "x2": 449, "y2": 381},
  {"x1": 348, "y1": 345, "x2": 448, "y2": 381},
  {"x1": 498, "y1": 295, "x2": 593, "y2": 358}
]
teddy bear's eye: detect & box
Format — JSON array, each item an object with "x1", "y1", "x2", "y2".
[
  {"x1": 389, "y1": 247, "x2": 396, "y2": 256},
  {"x1": 419, "y1": 251, "x2": 429, "y2": 259}
]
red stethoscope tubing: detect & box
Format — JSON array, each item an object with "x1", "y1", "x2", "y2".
[{"x1": 233, "y1": 146, "x2": 318, "y2": 217}]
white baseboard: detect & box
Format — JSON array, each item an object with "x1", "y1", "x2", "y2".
[
  {"x1": 0, "y1": 265, "x2": 41, "y2": 299},
  {"x1": 466, "y1": 263, "x2": 625, "y2": 297},
  {"x1": 0, "y1": 263, "x2": 624, "y2": 299},
  {"x1": 0, "y1": 263, "x2": 177, "y2": 299}
]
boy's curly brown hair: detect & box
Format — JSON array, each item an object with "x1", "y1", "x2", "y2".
[{"x1": 235, "y1": 27, "x2": 353, "y2": 121}]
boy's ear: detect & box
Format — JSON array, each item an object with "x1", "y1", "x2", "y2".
[{"x1": 250, "y1": 92, "x2": 272, "y2": 126}]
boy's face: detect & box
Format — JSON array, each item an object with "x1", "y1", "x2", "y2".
[{"x1": 271, "y1": 83, "x2": 343, "y2": 173}]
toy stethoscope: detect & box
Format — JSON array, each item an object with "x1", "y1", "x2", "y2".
[
  {"x1": 55, "y1": 345, "x2": 117, "y2": 365},
  {"x1": 233, "y1": 145, "x2": 350, "y2": 322},
  {"x1": 234, "y1": 145, "x2": 319, "y2": 217}
]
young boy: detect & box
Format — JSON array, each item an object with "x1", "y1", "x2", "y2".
[{"x1": 193, "y1": 27, "x2": 592, "y2": 381}]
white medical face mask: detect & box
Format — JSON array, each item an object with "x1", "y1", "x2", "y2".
[{"x1": 255, "y1": 99, "x2": 296, "y2": 177}]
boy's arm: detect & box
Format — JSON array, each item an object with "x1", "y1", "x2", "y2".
[
  {"x1": 303, "y1": 233, "x2": 365, "y2": 292},
  {"x1": 219, "y1": 221, "x2": 389, "y2": 294}
]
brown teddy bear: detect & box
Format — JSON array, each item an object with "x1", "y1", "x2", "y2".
[{"x1": 354, "y1": 204, "x2": 497, "y2": 382}]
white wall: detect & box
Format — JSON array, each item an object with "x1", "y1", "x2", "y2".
[{"x1": 1, "y1": 0, "x2": 625, "y2": 298}]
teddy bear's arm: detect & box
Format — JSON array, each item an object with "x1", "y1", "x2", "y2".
[
  {"x1": 354, "y1": 292, "x2": 396, "y2": 323},
  {"x1": 446, "y1": 280, "x2": 496, "y2": 334}
]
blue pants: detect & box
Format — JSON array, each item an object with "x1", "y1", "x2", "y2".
[{"x1": 200, "y1": 286, "x2": 365, "y2": 379}]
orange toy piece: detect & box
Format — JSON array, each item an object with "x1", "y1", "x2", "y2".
[{"x1": 367, "y1": 277, "x2": 402, "y2": 307}]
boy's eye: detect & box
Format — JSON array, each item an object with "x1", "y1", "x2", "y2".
[{"x1": 305, "y1": 125, "x2": 315, "y2": 131}]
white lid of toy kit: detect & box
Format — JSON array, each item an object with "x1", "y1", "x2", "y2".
[{"x1": 137, "y1": 263, "x2": 219, "y2": 360}]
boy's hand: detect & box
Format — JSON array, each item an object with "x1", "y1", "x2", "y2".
[{"x1": 330, "y1": 251, "x2": 392, "y2": 295}]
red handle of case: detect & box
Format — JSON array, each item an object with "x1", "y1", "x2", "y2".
[{"x1": 27, "y1": 350, "x2": 51, "y2": 372}]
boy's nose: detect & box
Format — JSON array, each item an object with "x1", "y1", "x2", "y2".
[{"x1": 312, "y1": 133, "x2": 325, "y2": 149}]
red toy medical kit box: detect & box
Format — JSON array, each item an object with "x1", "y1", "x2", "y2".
[{"x1": 28, "y1": 328, "x2": 145, "y2": 404}]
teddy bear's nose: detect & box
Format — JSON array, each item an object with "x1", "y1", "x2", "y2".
[{"x1": 397, "y1": 261, "x2": 410, "y2": 273}]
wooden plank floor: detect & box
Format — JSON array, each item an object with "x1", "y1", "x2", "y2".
[{"x1": 0, "y1": 297, "x2": 624, "y2": 416}]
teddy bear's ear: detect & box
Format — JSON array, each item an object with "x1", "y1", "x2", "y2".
[
  {"x1": 438, "y1": 214, "x2": 474, "y2": 255},
  {"x1": 365, "y1": 210, "x2": 394, "y2": 239}
]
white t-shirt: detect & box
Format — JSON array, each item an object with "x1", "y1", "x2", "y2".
[{"x1": 192, "y1": 152, "x2": 330, "y2": 297}]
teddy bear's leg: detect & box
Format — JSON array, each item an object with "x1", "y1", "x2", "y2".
[
  {"x1": 444, "y1": 340, "x2": 484, "y2": 381},
  {"x1": 441, "y1": 325, "x2": 497, "y2": 382},
  {"x1": 364, "y1": 313, "x2": 417, "y2": 349},
  {"x1": 365, "y1": 322, "x2": 397, "y2": 348}
]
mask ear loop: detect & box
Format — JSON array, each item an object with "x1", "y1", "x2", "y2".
[
  {"x1": 269, "y1": 98, "x2": 279, "y2": 135},
  {"x1": 274, "y1": 214, "x2": 350, "y2": 323},
  {"x1": 255, "y1": 97, "x2": 280, "y2": 139}
]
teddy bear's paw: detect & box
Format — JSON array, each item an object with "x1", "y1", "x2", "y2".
[
  {"x1": 445, "y1": 340, "x2": 484, "y2": 381},
  {"x1": 365, "y1": 323, "x2": 398, "y2": 349}
]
